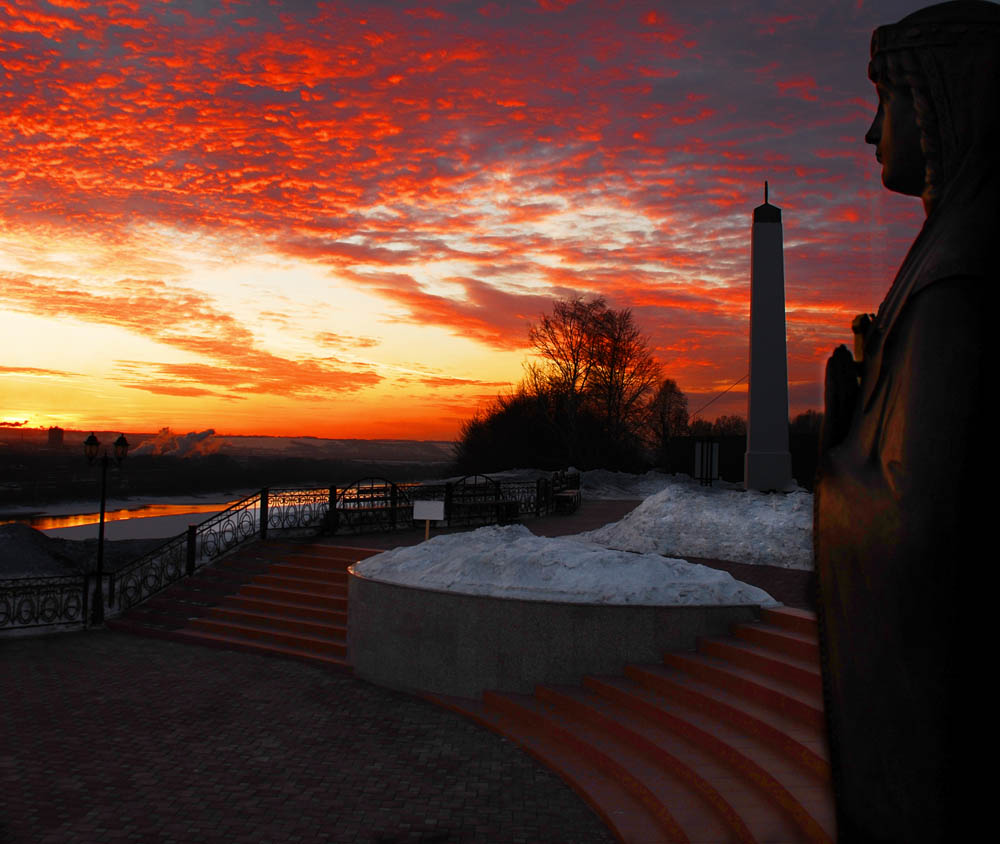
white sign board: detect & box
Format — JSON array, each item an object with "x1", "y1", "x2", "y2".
[{"x1": 413, "y1": 500, "x2": 445, "y2": 521}]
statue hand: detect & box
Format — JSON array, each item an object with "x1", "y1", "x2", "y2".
[
  {"x1": 821, "y1": 344, "x2": 860, "y2": 453},
  {"x1": 851, "y1": 313, "x2": 876, "y2": 363}
]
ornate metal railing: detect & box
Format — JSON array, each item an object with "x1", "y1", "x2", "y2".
[
  {"x1": 266, "y1": 487, "x2": 331, "y2": 533},
  {"x1": 445, "y1": 474, "x2": 510, "y2": 526},
  {"x1": 113, "y1": 533, "x2": 188, "y2": 616},
  {"x1": 1, "y1": 470, "x2": 581, "y2": 632},
  {"x1": 501, "y1": 479, "x2": 547, "y2": 518},
  {"x1": 327, "y1": 478, "x2": 411, "y2": 534},
  {"x1": 0, "y1": 574, "x2": 88, "y2": 630},
  {"x1": 196, "y1": 491, "x2": 262, "y2": 560}
]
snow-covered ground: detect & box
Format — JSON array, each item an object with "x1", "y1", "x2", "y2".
[
  {"x1": 5, "y1": 471, "x2": 813, "y2": 607},
  {"x1": 354, "y1": 524, "x2": 780, "y2": 607},
  {"x1": 578, "y1": 468, "x2": 700, "y2": 500},
  {"x1": 579, "y1": 474, "x2": 813, "y2": 570},
  {"x1": 358, "y1": 472, "x2": 813, "y2": 605}
]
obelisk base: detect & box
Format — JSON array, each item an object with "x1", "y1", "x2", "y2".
[{"x1": 744, "y1": 451, "x2": 794, "y2": 492}]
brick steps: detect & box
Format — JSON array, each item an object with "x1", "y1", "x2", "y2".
[
  {"x1": 431, "y1": 693, "x2": 684, "y2": 844},
  {"x1": 109, "y1": 544, "x2": 835, "y2": 842},
  {"x1": 436, "y1": 607, "x2": 835, "y2": 843},
  {"x1": 107, "y1": 541, "x2": 374, "y2": 671}
]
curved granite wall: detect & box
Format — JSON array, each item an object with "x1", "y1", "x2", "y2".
[{"x1": 348, "y1": 569, "x2": 761, "y2": 699}]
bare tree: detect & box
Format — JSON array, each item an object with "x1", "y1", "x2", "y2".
[
  {"x1": 527, "y1": 297, "x2": 607, "y2": 402},
  {"x1": 588, "y1": 307, "x2": 660, "y2": 441},
  {"x1": 646, "y1": 378, "x2": 689, "y2": 468},
  {"x1": 712, "y1": 414, "x2": 747, "y2": 436},
  {"x1": 458, "y1": 296, "x2": 662, "y2": 471}
]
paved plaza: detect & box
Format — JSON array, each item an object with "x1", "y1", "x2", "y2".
[
  {"x1": 1, "y1": 498, "x2": 814, "y2": 843},
  {"x1": 1, "y1": 630, "x2": 616, "y2": 844}
]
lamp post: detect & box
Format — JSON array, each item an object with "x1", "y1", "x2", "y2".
[{"x1": 84, "y1": 432, "x2": 129, "y2": 625}]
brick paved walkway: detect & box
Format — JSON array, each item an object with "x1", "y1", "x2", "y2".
[{"x1": 1, "y1": 631, "x2": 616, "y2": 844}]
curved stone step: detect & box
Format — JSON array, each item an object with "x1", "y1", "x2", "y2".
[
  {"x1": 222, "y1": 594, "x2": 346, "y2": 625},
  {"x1": 535, "y1": 684, "x2": 762, "y2": 843},
  {"x1": 238, "y1": 583, "x2": 347, "y2": 611},
  {"x1": 186, "y1": 616, "x2": 346, "y2": 657},
  {"x1": 266, "y1": 563, "x2": 348, "y2": 584},
  {"x1": 664, "y1": 649, "x2": 824, "y2": 730},
  {"x1": 761, "y1": 607, "x2": 817, "y2": 637},
  {"x1": 166, "y1": 626, "x2": 350, "y2": 670},
  {"x1": 204, "y1": 606, "x2": 346, "y2": 639},
  {"x1": 731, "y1": 622, "x2": 819, "y2": 662},
  {"x1": 250, "y1": 573, "x2": 347, "y2": 594},
  {"x1": 698, "y1": 638, "x2": 823, "y2": 697},
  {"x1": 484, "y1": 690, "x2": 727, "y2": 843},
  {"x1": 429, "y1": 693, "x2": 668, "y2": 844},
  {"x1": 582, "y1": 677, "x2": 834, "y2": 843},
  {"x1": 620, "y1": 664, "x2": 829, "y2": 781}
]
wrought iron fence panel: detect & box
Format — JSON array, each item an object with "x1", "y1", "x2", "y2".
[
  {"x1": 0, "y1": 575, "x2": 86, "y2": 630},
  {"x1": 446, "y1": 475, "x2": 510, "y2": 526},
  {"x1": 411, "y1": 482, "x2": 447, "y2": 501},
  {"x1": 2, "y1": 471, "x2": 582, "y2": 633},
  {"x1": 498, "y1": 480, "x2": 541, "y2": 517},
  {"x1": 267, "y1": 488, "x2": 330, "y2": 531},
  {"x1": 113, "y1": 534, "x2": 187, "y2": 614},
  {"x1": 196, "y1": 493, "x2": 261, "y2": 561},
  {"x1": 332, "y1": 478, "x2": 411, "y2": 533}
]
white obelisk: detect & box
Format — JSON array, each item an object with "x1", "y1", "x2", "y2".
[{"x1": 745, "y1": 182, "x2": 793, "y2": 491}]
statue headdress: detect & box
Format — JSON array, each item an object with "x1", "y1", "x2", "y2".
[{"x1": 868, "y1": 1, "x2": 1000, "y2": 200}]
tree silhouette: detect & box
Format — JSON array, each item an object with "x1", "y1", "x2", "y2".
[
  {"x1": 456, "y1": 296, "x2": 660, "y2": 472},
  {"x1": 646, "y1": 378, "x2": 689, "y2": 469}
]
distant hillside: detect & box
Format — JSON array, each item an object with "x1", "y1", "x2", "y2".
[{"x1": 0, "y1": 430, "x2": 457, "y2": 508}]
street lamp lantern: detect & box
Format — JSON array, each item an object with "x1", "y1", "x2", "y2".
[
  {"x1": 83, "y1": 432, "x2": 128, "y2": 625},
  {"x1": 84, "y1": 432, "x2": 100, "y2": 463}
]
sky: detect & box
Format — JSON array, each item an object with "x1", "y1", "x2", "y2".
[{"x1": 0, "y1": 0, "x2": 927, "y2": 440}]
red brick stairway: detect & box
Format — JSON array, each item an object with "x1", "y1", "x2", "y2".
[
  {"x1": 432, "y1": 607, "x2": 835, "y2": 843},
  {"x1": 107, "y1": 542, "x2": 377, "y2": 670},
  {"x1": 109, "y1": 545, "x2": 834, "y2": 842}
]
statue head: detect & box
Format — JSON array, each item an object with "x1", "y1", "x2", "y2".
[{"x1": 866, "y1": 1, "x2": 1000, "y2": 208}]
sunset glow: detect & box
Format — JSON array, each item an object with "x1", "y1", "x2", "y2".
[{"x1": 1, "y1": 0, "x2": 924, "y2": 439}]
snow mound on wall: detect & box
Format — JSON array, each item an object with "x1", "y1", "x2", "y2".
[
  {"x1": 578, "y1": 478, "x2": 813, "y2": 570},
  {"x1": 354, "y1": 524, "x2": 780, "y2": 606},
  {"x1": 578, "y1": 469, "x2": 682, "y2": 500}
]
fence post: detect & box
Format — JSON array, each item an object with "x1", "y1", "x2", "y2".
[
  {"x1": 390, "y1": 484, "x2": 397, "y2": 531},
  {"x1": 82, "y1": 573, "x2": 90, "y2": 628},
  {"x1": 186, "y1": 525, "x2": 197, "y2": 576},
  {"x1": 260, "y1": 488, "x2": 269, "y2": 540},
  {"x1": 535, "y1": 478, "x2": 542, "y2": 517},
  {"x1": 444, "y1": 484, "x2": 453, "y2": 526},
  {"x1": 328, "y1": 485, "x2": 339, "y2": 532}
]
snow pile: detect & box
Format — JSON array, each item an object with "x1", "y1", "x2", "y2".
[
  {"x1": 579, "y1": 476, "x2": 813, "y2": 570},
  {"x1": 354, "y1": 524, "x2": 780, "y2": 607},
  {"x1": 579, "y1": 469, "x2": 701, "y2": 500}
]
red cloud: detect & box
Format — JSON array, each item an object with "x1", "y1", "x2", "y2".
[{"x1": 0, "y1": 272, "x2": 383, "y2": 400}]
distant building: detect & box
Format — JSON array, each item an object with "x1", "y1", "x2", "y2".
[{"x1": 48, "y1": 426, "x2": 64, "y2": 447}]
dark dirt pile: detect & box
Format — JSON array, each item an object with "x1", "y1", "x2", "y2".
[{"x1": 0, "y1": 524, "x2": 163, "y2": 578}]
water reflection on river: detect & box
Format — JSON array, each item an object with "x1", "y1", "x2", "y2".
[{"x1": 3, "y1": 501, "x2": 239, "y2": 532}]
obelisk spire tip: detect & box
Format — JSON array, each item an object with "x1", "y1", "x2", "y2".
[{"x1": 764, "y1": 180, "x2": 768, "y2": 204}]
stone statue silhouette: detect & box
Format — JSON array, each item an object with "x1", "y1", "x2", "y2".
[{"x1": 816, "y1": 2, "x2": 998, "y2": 840}]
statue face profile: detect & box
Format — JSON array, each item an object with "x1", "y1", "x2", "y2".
[{"x1": 864, "y1": 80, "x2": 925, "y2": 198}]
